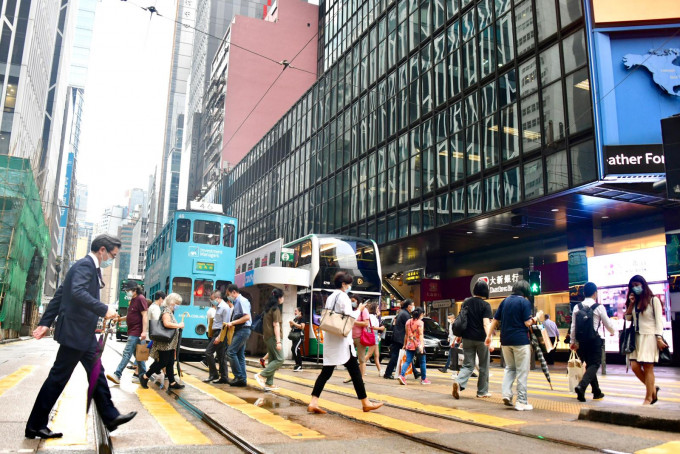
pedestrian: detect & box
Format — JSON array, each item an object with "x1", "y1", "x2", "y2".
[
  {"x1": 624, "y1": 275, "x2": 666, "y2": 405},
  {"x1": 108, "y1": 284, "x2": 149, "y2": 385},
  {"x1": 148, "y1": 291, "x2": 166, "y2": 388},
  {"x1": 452, "y1": 279, "x2": 493, "y2": 399},
  {"x1": 398, "y1": 307, "x2": 430, "y2": 385},
  {"x1": 139, "y1": 293, "x2": 185, "y2": 390},
  {"x1": 383, "y1": 299, "x2": 420, "y2": 379},
  {"x1": 365, "y1": 301, "x2": 384, "y2": 376},
  {"x1": 255, "y1": 289, "x2": 285, "y2": 390},
  {"x1": 203, "y1": 291, "x2": 231, "y2": 384},
  {"x1": 289, "y1": 307, "x2": 305, "y2": 371},
  {"x1": 344, "y1": 294, "x2": 370, "y2": 383},
  {"x1": 485, "y1": 280, "x2": 537, "y2": 411},
  {"x1": 26, "y1": 235, "x2": 136, "y2": 439},
  {"x1": 307, "y1": 271, "x2": 383, "y2": 414},
  {"x1": 224, "y1": 284, "x2": 252, "y2": 387},
  {"x1": 543, "y1": 314, "x2": 560, "y2": 365},
  {"x1": 569, "y1": 282, "x2": 615, "y2": 402},
  {"x1": 438, "y1": 314, "x2": 461, "y2": 376}
]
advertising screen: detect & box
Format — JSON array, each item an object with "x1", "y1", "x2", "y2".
[{"x1": 587, "y1": 247, "x2": 667, "y2": 288}]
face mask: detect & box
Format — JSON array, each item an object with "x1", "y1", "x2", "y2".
[
  {"x1": 632, "y1": 286, "x2": 643, "y2": 295},
  {"x1": 345, "y1": 285, "x2": 352, "y2": 294},
  {"x1": 126, "y1": 291, "x2": 133, "y2": 298},
  {"x1": 227, "y1": 296, "x2": 235, "y2": 302},
  {"x1": 100, "y1": 250, "x2": 114, "y2": 268},
  {"x1": 351, "y1": 301, "x2": 357, "y2": 309}
]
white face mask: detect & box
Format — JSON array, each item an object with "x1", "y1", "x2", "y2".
[
  {"x1": 351, "y1": 301, "x2": 358, "y2": 309},
  {"x1": 126, "y1": 291, "x2": 133, "y2": 298}
]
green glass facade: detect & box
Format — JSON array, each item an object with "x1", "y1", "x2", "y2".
[{"x1": 224, "y1": 0, "x2": 597, "y2": 256}]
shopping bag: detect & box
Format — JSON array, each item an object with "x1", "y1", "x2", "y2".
[
  {"x1": 135, "y1": 343, "x2": 150, "y2": 361},
  {"x1": 396, "y1": 349, "x2": 413, "y2": 377},
  {"x1": 458, "y1": 352, "x2": 465, "y2": 367},
  {"x1": 567, "y1": 350, "x2": 584, "y2": 392},
  {"x1": 540, "y1": 327, "x2": 554, "y2": 352}
]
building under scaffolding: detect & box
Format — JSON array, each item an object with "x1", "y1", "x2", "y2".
[{"x1": 0, "y1": 156, "x2": 50, "y2": 339}]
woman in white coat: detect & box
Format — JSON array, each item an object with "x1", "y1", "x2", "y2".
[{"x1": 308, "y1": 271, "x2": 383, "y2": 414}]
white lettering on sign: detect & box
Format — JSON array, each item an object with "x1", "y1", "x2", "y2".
[{"x1": 607, "y1": 153, "x2": 665, "y2": 166}]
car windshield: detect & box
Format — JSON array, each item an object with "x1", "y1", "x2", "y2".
[{"x1": 423, "y1": 318, "x2": 447, "y2": 335}]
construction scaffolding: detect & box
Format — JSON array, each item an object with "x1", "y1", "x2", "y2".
[{"x1": 0, "y1": 155, "x2": 50, "y2": 338}]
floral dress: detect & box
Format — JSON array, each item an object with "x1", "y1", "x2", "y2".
[{"x1": 150, "y1": 307, "x2": 178, "y2": 361}]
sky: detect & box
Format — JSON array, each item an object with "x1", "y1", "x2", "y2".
[{"x1": 78, "y1": 0, "x2": 176, "y2": 223}]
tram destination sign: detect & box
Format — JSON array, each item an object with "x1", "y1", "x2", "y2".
[
  {"x1": 195, "y1": 261, "x2": 215, "y2": 272},
  {"x1": 470, "y1": 268, "x2": 523, "y2": 298}
]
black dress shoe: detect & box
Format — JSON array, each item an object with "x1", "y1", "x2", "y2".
[
  {"x1": 229, "y1": 379, "x2": 247, "y2": 387},
  {"x1": 383, "y1": 375, "x2": 394, "y2": 380},
  {"x1": 106, "y1": 411, "x2": 138, "y2": 432},
  {"x1": 575, "y1": 386, "x2": 586, "y2": 402},
  {"x1": 25, "y1": 427, "x2": 63, "y2": 439},
  {"x1": 169, "y1": 382, "x2": 185, "y2": 389},
  {"x1": 213, "y1": 378, "x2": 230, "y2": 384},
  {"x1": 203, "y1": 376, "x2": 219, "y2": 383}
]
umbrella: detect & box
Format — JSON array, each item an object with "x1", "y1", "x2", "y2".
[
  {"x1": 176, "y1": 312, "x2": 189, "y2": 379},
  {"x1": 529, "y1": 328, "x2": 553, "y2": 390},
  {"x1": 87, "y1": 319, "x2": 113, "y2": 411}
]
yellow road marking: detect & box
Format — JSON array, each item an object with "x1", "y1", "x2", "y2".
[
  {"x1": 260, "y1": 367, "x2": 523, "y2": 428},
  {"x1": 0, "y1": 365, "x2": 34, "y2": 398},
  {"x1": 136, "y1": 387, "x2": 211, "y2": 445},
  {"x1": 636, "y1": 441, "x2": 680, "y2": 454},
  {"x1": 182, "y1": 374, "x2": 323, "y2": 440},
  {"x1": 45, "y1": 368, "x2": 88, "y2": 447}
]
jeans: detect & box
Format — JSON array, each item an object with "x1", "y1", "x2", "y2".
[
  {"x1": 205, "y1": 331, "x2": 228, "y2": 379},
  {"x1": 456, "y1": 339, "x2": 490, "y2": 396},
  {"x1": 443, "y1": 345, "x2": 462, "y2": 371},
  {"x1": 260, "y1": 336, "x2": 284, "y2": 385},
  {"x1": 226, "y1": 327, "x2": 251, "y2": 381},
  {"x1": 501, "y1": 344, "x2": 531, "y2": 404},
  {"x1": 114, "y1": 335, "x2": 146, "y2": 378},
  {"x1": 577, "y1": 337, "x2": 603, "y2": 394},
  {"x1": 400, "y1": 349, "x2": 427, "y2": 379},
  {"x1": 312, "y1": 346, "x2": 366, "y2": 399}
]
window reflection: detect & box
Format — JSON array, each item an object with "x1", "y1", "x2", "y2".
[
  {"x1": 503, "y1": 166, "x2": 521, "y2": 205},
  {"x1": 468, "y1": 181, "x2": 482, "y2": 216},
  {"x1": 521, "y1": 93, "x2": 541, "y2": 152},
  {"x1": 515, "y1": 0, "x2": 535, "y2": 55},
  {"x1": 524, "y1": 159, "x2": 544, "y2": 200},
  {"x1": 485, "y1": 174, "x2": 501, "y2": 211},
  {"x1": 566, "y1": 67, "x2": 592, "y2": 135},
  {"x1": 547, "y1": 151, "x2": 569, "y2": 193},
  {"x1": 543, "y1": 81, "x2": 565, "y2": 148},
  {"x1": 452, "y1": 187, "x2": 465, "y2": 221}
]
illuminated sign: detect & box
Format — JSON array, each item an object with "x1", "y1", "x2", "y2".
[
  {"x1": 592, "y1": 0, "x2": 680, "y2": 25},
  {"x1": 470, "y1": 268, "x2": 523, "y2": 298},
  {"x1": 602, "y1": 145, "x2": 666, "y2": 181},
  {"x1": 587, "y1": 246, "x2": 668, "y2": 287},
  {"x1": 195, "y1": 261, "x2": 215, "y2": 272},
  {"x1": 404, "y1": 268, "x2": 424, "y2": 284}
]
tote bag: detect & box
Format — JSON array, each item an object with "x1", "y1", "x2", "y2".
[
  {"x1": 320, "y1": 292, "x2": 356, "y2": 337},
  {"x1": 567, "y1": 350, "x2": 584, "y2": 392},
  {"x1": 360, "y1": 317, "x2": 376, "y2": 346},
  {"x1": 149, "y1": 318, "x2": 176, "y2": 343}
]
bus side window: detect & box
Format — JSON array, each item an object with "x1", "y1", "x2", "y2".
[
  {"x1": 171, "y1": 277, "x2": 192, "y2": 305},
  {"x1": 299, "y1": 240, "x2": 312, "y2": 266},
  {"x1": 223, "y1": 223, "x2": 235, "y2": 247},
  {"x1": 176, "y1": 219, "x2": 191, "y2": 243}
]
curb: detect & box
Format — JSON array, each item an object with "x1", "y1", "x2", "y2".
[
  {"x1": 578, "y1": 407, "x2": 680, "y2": 433},
  {"x1": 0, "y1": 336, "x2": 33, "y2": 345}
]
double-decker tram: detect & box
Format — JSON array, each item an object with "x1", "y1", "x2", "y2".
[
  {"x1": 145, "y1": 204, "x2": 237, "y2": 355},
  {"x1": 283, "y1": 234, "x2": 381, "y2": 358}
]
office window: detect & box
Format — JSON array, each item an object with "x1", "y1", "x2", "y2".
[
  {"x1": 423, "y1": 198, "x2": 435, "y2": 231},
  {"x1": 452, "y1": 186, "x2": 465, "y2": 221},
  {"x1": 515, "y1": 0, "x2": 534, "y2": 56},
  {"x1": 566, "y1": 67, "x2": 592, "y2": 135},
  {"x1": 524, "y1": 158, "x2": 544, "y2": 200},
  {"x1": 536, "y1": 0, "x2": 558, "y2": 42},
  {"x1": 546, "y1": 150, "x2": 569, "y2": 193},
  {"x1": 503, "y1": 166, "x2": 521, "y2": 205},
  {"x1": 571, "y1": 140, "x2": 597, "y2": 186},
  {"x1": 485, "y1": 174, "x2": 501, "y2": 211},
  {"x1": 501, "y1": 105, "x2": 520, "y2": 161},
  {"x1": 411, "y1": 204, "x2": 421, "y2": 234},
  {"x1": 468, "y1": 181, "x2": 482, "y2": 215},
  {"x1": 543, "y1": 80, "x2": 565, "y2": 147}
]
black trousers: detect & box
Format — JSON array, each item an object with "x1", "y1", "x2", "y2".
[
  {"x1": 205, "y1": 331, "x2": 228, "y2": 379},
  {"x1": 384, "y1": 341, "x2": 420, "y2": 377},
  {"x1": 27, "y1": 344, "x2": 120, "y2": 430},
  {"x1": 312, "y1": 346, "x2": 367, "y2": 399},
  {"x1": 546, "y1": 337, "x2": 556, "y2": 364},
  {"x1": 577, "y1": 337, "x2": 603, "y2": 394},
  {"x1": 146, "y1": 350, "x2": 176, "y2": 384},
  {"x1": 291, "y1": 335, "x2": 304, "y2": 367}
]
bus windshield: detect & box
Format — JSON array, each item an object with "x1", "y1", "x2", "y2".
[{"x1": 316, "y1": 238, "x2": 380, "y2": 292}]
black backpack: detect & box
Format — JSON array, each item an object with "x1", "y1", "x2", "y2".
[
  {"x1": 251, "y1": 312, "x2": 264, "y2": 335},
  {"x1": 452, "y1": 300, "x2": 469, "y2": 337},
  {"x1": 574, "y1": 302, "x2": 601, "y2": 343}
]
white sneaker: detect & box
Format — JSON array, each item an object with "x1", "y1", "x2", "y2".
[
  {"x1": 450, "y1": 372, "x2": 458, "y2": 379},
  {"x1": 264, "y1": 385, "x2": 280, "y2": 391},
  {"x1": 131, "y1": 376, "x2": 140, "y2": 384},
  {"x1": 515, "y1": 402, "x2": 533, "y2": 411},
  {"x1": 254, "y1": 373, "x2": 266, "y2": 388}
]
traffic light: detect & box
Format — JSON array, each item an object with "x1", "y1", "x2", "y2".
[{"x1": 529, "y1": 270, "x2": 541, "y2": 295}]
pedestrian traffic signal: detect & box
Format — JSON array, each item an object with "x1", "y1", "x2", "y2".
[{"x1": 529, "y1": 271, "x2": 541, "y2": 294}]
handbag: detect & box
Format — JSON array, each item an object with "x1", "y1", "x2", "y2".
[
  {"x1": 288, "y1": 330, "x2": 302, "y2": 342},
  {"x1": 149, "y1": 317, "x2": 176, "y2": 343},
  {"x1": 619, "y1": 320, "x2": 636, "y2": 355},
  {"x1": 360, "y1": 316, "x2": 376, "y2": 346},
  {"x1": 567, "y1": 350, "x2": 584, "y2": 392},
  {"x1": 320, "y1": 292, "x2": 356, "y2": 337},
  {"x1": 658, "y1": 337, "x2": 671, "y2": 364}
]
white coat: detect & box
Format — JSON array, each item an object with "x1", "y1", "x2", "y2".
[{"x1": 322, "y1": 290, "x2": 360, "y2": 366}]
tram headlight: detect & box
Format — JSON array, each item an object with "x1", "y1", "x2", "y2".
[{"x1": 195, "y1": 324, "x2": 207, "y2": 335}]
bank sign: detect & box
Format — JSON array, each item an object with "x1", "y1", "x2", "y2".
[{"x1": 470, "y1": 268, "x2": 523, "y2": 298}]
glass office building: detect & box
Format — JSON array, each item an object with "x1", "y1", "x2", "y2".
[{"x1": 224, "y1": 0, "x2": 595, "y2": 256}]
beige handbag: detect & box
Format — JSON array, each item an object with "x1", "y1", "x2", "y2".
[{"x1": 320, "y1": 292, "x2": 356, "y2": 337}]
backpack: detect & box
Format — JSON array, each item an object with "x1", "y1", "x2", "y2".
[
  {"x1": 251, "y1": 312, "x2": 264, "y2": 335},
  {"x1": 452, "y1": 300, "x2": 469, "y2": 337},
  {"x1": 574, "y1": 302, "x2": 601, "y2": 343}
]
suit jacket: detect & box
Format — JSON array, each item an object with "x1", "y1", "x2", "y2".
[{"x1": 40, "y1": 255, "x2": 109, "y2": 351}]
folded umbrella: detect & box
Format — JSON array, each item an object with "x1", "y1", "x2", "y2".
[
  {"x1": 530, "y1": 329, "x2": 553, "y2": 390},
  {"x1": 87, "y1": 319, "x2": 113, "y2": 411}
]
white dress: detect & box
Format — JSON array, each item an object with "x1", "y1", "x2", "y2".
[
  {"x1": 627, "y1": 297, "x2": 664, "y2": 363},
  {"x1": 321, "y1": 290, "x2": 360, "y2": 366}
]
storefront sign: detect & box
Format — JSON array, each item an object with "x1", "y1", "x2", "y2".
[
  {"x1": 404, "y1": 268, "x2": 424, "y2": 284},
  {"x1": 603, "y1": 145, "x2": 666, "y2": 180},
  {"x1": 587, "y1": 246, "x2": 667, "y2": 287},
  {"x1": 421, "y1": 279, "x2": 442, "y2": 301},
  {"x1": 470, "y1": 268, "x2": 523, "y2": 298},
  {"x1": 431, "y1": 299, "x2": 452, "y2": 309},
  {"x1": 592, "y1": 0, "x2": 680, "y2": 26}
]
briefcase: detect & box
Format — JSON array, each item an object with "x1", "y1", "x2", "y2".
[{"x1": 135, "y1": 343, "x2": 150, "y2": 361}]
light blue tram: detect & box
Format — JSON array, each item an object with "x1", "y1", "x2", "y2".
[{"x1": 145, "y1": 208, "x2": 237, "y2": 354}]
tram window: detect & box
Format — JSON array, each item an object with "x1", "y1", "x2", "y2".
[
  {"x1": 194, "y1": 220, "x2": 221, "y2": 245},
  {"x1": 171, "y1": 277, "x2": 192, "y2": 306},
  {"x1": 161, "y1": 232, "x2": 166, "y2": 252},
  {"x1": 193, "y1": 279, "x2": 214, "y2": 307},
  {"x1": 215, "y1": 280, "x2": 231, "y2": 296},
  {"x1": 356, "y1": 242, "x2": 378, "y2": 269},
  {"x1": 299, "y1": 240, "x2": 312, "y2": 266},
  {"x1": 176, "y1": 219, "x2": 191, "y2": 242},
  {"x1": 223, "y1": 223, "x2": 235, "y2": 247}
]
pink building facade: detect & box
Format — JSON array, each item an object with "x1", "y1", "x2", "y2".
[{"x1": 221, "y1": 0, "x2": 318, "y2": 168}]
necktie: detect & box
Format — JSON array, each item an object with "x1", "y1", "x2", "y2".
[{"x1": 97, "y1": 268, "x2": 105, "y2": 289}]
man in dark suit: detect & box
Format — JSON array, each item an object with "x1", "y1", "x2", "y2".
[{"x1": 25, "y1": 235, "x2": 137, "y2": 439}]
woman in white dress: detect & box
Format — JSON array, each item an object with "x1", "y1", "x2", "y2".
[
  {"x1": 625, "y1": 274, "x2": 666, "y2": 405},
  {"x1": 307, "y1": 272, "x2": 383, "y2": 414}
]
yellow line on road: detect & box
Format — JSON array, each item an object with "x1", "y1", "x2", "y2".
[
  {"x1": 636, "y1": 441, "x2": 680, "y2": 454},
  {"x1": 0, "y1": 365, "x2": 34, "y2": 398},
  {"x1": 136, "y1": 387, "x2": 211, "y2": 445},
  {"x1": 45, "y1": 368, "x2": 88, "y2": 447},
  {"x1": 182, "y1": 374, "x2": 324, "y2": 440}
]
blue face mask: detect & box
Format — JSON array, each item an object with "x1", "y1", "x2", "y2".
[
  {"x1": 227, "y1": 296, "x2": 235, "y2": 302},
  {"x1": 101, "y1": 258, "x2": 114, "y2": 268},
  {"x1": 345, "y1": 285, "x2": 352, "y2": 294},
  {"x1": 632, "y1": 286, "x2": 643, "y2": 295}
]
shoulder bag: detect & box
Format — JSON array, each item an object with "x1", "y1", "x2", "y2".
[
  {"x1": 149, "y1": 314, "x2": 176, "y2": 343},
  {"x1": 320, "y1": 292, "x2": 356, "y2": 337},
  {"x1": 360, "y1": 315, "x2": 376, "y2": 346},
  {"x1": 651, "y1": 297, "x2": 672, "y2": 364}
]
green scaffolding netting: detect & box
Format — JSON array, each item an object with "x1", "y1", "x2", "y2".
[{"x1": 0, "y1": 155, "x2": 51, "y2": 332}]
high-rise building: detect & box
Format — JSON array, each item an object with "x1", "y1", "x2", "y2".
[{"x1": 97, "y1": 206, "x2": 126, "y2": 237}]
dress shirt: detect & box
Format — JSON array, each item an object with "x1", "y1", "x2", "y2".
[
  {"x1": 543, "y1": 318, "x2": 560, "y2": 339},
  {"x1": 213, "y1": 300, "x2": 230, "y2": 328}
]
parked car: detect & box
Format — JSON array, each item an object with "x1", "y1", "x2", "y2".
[{"x1": 378, "y1": 315, "x2": 449, "y2": 361}]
